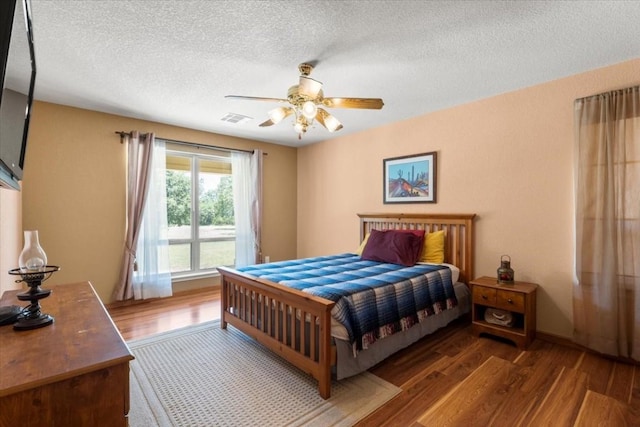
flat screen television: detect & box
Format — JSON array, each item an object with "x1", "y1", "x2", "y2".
[{"x1": 0, "y1": 0, "x2": 36, "y2": 190}]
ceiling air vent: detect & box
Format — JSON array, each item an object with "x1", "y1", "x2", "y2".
[{"x1": 220, "y1": 112, "x2": 252, "y2": 124}]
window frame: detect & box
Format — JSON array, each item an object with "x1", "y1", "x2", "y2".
[{"x1": 165, "y1": 149, "x2": 235, "y2": 280}]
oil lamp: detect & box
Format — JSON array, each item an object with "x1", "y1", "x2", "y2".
[
  {"x1": 7, "y1": 230, "x2": 60, "y2": 330},
  {"x1": 497, "y1": 255, "x2": 515, "y2": 284}
]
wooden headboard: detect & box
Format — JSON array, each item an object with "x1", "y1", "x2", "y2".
[{"x1": 357, "y1": 213, "x2": 476, "y2": 285}]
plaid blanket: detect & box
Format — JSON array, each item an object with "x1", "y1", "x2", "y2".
[{"x1": 236, "y1": 253, "x2": 457, "y2": 351}]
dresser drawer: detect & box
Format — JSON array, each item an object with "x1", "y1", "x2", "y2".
[
  {"x1": 495, "y1": 289, "x2": 525, "y2": 312},
  {"x1": 473, "y1": 286, "x2": 497, "y2": 305}
]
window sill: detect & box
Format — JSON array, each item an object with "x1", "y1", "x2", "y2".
[{"x1": 171, "y1": 271, "x2": 221, "y2": 283}]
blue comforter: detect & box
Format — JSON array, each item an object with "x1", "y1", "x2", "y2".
[{"x1": 236, "y1": 253, "x2": 457, "y2": 351}]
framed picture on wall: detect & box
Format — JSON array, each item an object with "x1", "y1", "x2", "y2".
[{"x1": 383, "y1": 152, "x2": 437, "y2": 203}]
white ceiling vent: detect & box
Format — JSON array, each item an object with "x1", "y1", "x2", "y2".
[{"x1": 220, "y1": 113, "x2": 252, "y2": 124}]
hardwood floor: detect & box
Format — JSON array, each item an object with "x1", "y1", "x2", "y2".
[
  {"x1": 107, "y1": 288, "x2": 639, "y2": 426},
  {"x1": 108, "y1": 287, "x2": 221, "y2": 341}
]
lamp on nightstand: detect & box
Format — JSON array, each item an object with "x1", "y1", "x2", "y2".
[{"x1": 497, "y1": 255, "x2": 515, "y2": 284}]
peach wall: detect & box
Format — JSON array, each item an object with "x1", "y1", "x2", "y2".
[
  {"x1": 297, "y1": 58, "x2": 640, "y2": 339},
  {"x1": 21, "y1": 102, "x2": 297, "y2": 303},
  {"x1": 0, "y1": 186, "x2": 22, "y2": 295}
]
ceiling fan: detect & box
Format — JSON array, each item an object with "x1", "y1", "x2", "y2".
[{"x1": 225, "y1": 63, "x2": 384, "y2": 140}]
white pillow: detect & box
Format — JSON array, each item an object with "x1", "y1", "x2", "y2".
[
  {"x1": 443, "y1": 263, "x2": 460, "y2": 283},
  {"x1": 419, "y1": 262, "x2": 460, "y2": 283}
]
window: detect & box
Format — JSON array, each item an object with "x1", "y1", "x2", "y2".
[{"x1": 166, "y1": 151, "x2": 235, "y2": 277}]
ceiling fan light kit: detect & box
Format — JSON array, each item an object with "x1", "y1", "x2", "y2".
[
  {"x1": 301, "y1": 100, "x2": 317, "y2": 119},
  {"x1": 267, "y1": 107, "x2": 293, "y2": 124},
  {"x1": 316, "y1": 107, "x2": 342, "y2": 132},
  {"x1": 226, "y1": 63, "x2": 384, "y2": 140}
]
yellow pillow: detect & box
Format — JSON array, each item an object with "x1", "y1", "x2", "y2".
[
  {"x1": 355, "y1": 233, "x2": 370, "y2": 255},
  {"x1": 419, "y1": 230, "x2": 445, "y2": 263}
]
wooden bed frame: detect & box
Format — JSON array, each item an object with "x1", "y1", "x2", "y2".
[{"x1": 217, "y1": 213, "x2": 476, "y2": 399}]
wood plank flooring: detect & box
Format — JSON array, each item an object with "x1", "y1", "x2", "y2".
[
  {"x1": 108, "y1": 287, "x2": 220, "y2": 341},
  {"x1": 107, "y1": 287, "x2": 640, "y2": 426}
]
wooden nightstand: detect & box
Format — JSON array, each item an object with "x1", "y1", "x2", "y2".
[{"x1": 470, "y1": 276, "x2": 538, "y2": 349}]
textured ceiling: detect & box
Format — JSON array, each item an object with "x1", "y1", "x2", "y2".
[{"x1": 14, "y1": 1, "x2": 640, "y2": 146}]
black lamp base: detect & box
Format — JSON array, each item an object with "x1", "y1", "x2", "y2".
[
  {"x1": 8, "y1": 266, "x2": 60, "y2": 331},
  {"x1": 14, "y1": 287, "x2": 54, "y2": 330},
  {"x1": 13, "y1": 313, "x2": 54, "y2": 330}
]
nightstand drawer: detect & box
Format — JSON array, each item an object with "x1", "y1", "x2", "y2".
[
  {"x1": 473, "y1": 286, "x2": 497, "y2": 305},
  {"x1": 495, "y1": 290, "x2": 525, "y2": 312}
]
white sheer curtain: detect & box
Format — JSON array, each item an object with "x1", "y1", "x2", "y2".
[
  {"x1": 232, "y1": 149, "x2": 263, "y2": 267},
  {"x1": 132, "y1": 138, "x2": 172, "y2": 299},
  {"x1": 573, "y1": 86, "x2": 640, "y2": 360}
]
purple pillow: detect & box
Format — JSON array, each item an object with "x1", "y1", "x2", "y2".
[{"x1": 360, "y1": 229, "x2": 424, "y2": 266}]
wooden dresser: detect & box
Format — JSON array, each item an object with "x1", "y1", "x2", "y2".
[{"x1": 0, "y1": 282, "x2": 134, "y2": 427}]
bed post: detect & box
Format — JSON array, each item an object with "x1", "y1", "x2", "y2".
[
  {"x1": 220, "y1": 275, "x2": 228, "y2": 329},
  {"x1": 318, "y1": 309, "x2": 332, "y2": 399}
]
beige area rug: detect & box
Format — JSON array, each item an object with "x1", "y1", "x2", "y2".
[{"x1": 127, "y1": 320, "x2": 401, "y2": 426}]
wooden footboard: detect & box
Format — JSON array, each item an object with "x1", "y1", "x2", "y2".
[{"x1": 217, "y1": 266, "x2": 336, "y2": 399}]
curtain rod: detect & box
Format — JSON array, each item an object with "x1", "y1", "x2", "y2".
[
  {"x1": 114, "y1": 131, "x2": 266, "y2": 155},
  {"x1": 575, "y1": 85, "x2": 639, "y2": 103}
]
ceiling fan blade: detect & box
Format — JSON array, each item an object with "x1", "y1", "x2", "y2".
[
  {"x1": 225, "y1": 95, "x2": 288, "y2": 103},
  {"x1": 321, "y1": 97, "x2": 384, "y2": 109},
  {"x1": 315, "y1": 108, "x2": 343, "y2": 132},
  {"x1": 298, "y1": 76, "x2": 323, "y2": 98}
]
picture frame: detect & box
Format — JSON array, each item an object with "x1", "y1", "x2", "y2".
[{"x1": 383, "y1": 152, "x2": 437, "y2": 203}]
